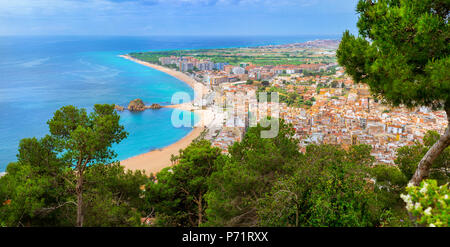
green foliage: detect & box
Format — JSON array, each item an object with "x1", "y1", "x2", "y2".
[
  {"x1": 257, "y1": 86, "x2": 307, "y2": 107},
  {"x1": 47, "y1": 104, "x2": 128, "y2": 166},
  {"x1": 258, "y1": 144, "x2": 390, "y2": 227},
  {"x1": 0, "y1": 137, "x2": 72, "y2": 226},
  {"x1": 303, "y1": 67, "x2": 337, "y2": 77},
  {"x1": 205, "y1": 119, "x2": 301, "y2": 226},
  {"x1": 331, "y1": 81, "x2": 338, "y2": 88},
  {"x1": 374, "y1": 129, "x2": 450, "y2": 226},
  {"x1": 0, "y1": 104, "x2": 147, "y2": 226},
  {"x1": 5, "y1": 103, "x2": 447, "y2": 227},
  {"x1": 0, "y1": 155, "x2": 148, "y2": 226},
  {"x1": 337, "y1": 0, "x2": 449, "y2": 109},
  {"x1": 396, "y1": 145, "x2": 428, "y2": 180},
  {"x1": 368, "y1": 164, "x2": 413, "y2": 226},
  {"x1": 370, "y1": 164, "x2": 408, "y2": 190},
  {"x1": 47, "y1": 104, "x2": 129, "y2": 226},
  {"x1": 401, "y1": 179, "x2": 449, "y2": 227},
  {"x1": 338, "y1": 0, "x2": 450, "y2": 216},
  {"x1": 316, "y1": 83, "x2": 327, "y2": 93},
  {"x1": 144, "y1": 140, "x2": 222, "y2": 227},
  {"x1": 130, "y1": 49, "x2": 328, "y2": 67},
  {"x1": 395, "y1": 131, "x2": 449, "y2": 183},
  {"x1": 82, "y1": 163, "x2": 148, "y2": 227}
]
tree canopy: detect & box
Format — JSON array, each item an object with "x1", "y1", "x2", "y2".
[
  {"x1": 0, "y1": 104, "x2": 142, "y2": 227},
  {"x1": 144, "y1": 140, "x2": 222, "y2": 227},
  {"x1": 258, "y1": 145, "x2": 388, "y2": 227},
  {"x1": 205, "y1": 119, "x2": 301, "y2": 226},
  {"x1": 2, "y1": 114, "x2": 442, "y2": 227},
  {"x1": 337, "y1": 0, "x2": 450, "y2": 186},
  {"x1": 337, "y1": 0, "x2": 449, "y2": 109}
]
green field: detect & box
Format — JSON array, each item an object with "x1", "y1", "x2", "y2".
[{"x1": 129, "y1": 46, "x2": 337, "y2": 66}]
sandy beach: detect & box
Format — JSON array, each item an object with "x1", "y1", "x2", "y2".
[
  {"x1": 119, "y1": 55, "x2": 207, "y2": 97},
  {"x1": 120, "y1": 127, "x2": 204, "y2": 175},
  {"x1": 119, "y1": 55, "x2": 206, "y2": 175}
]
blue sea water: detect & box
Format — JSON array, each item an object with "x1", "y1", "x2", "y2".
[{"x1": 0, "y1": 35, "x2": 339, "y2": 171}]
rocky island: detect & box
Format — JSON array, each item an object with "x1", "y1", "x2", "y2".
[
  {"x1": 114, "y1": 105, "x2": 125, "y2": 111},
  {"x1": 128, "y1": 98, "x2": 146, "y2": 111},
  {"x1": 148, "y1": 103, "x2": 162, "y2": 110},
  {"x1": 114, "y1": 99, "x2": 162, "y2": 112}
]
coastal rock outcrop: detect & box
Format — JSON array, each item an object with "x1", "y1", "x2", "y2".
[
  {"x1": 128, "y1": 99, "x2": 146, "y2": 112},
  {"x1": 114, "y1": 105, "x2": 125, "y2": 111},
  {"x1": 147, "y1": 103, "x2": 162, "y2": 110}
]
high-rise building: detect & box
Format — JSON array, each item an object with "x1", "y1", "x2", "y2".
[
  {"x1": 180, "y1": 62, "x2": 194, "y2": 72},
  {"x1": 197, "y1": 61, "x2": 215, "y2": 71},
  {"x1": 214, "y1": 62, "x2": 229, "y2": 71},
  {"x1": 232, "y1": 66, "x2": 246, "y2": 75}
]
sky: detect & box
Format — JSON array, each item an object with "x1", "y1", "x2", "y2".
[{"x1": 0, "y1": 0, "x2": 359, "y2": 36}]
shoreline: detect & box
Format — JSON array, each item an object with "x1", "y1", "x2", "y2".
[
  {"x1": 119, "y1": 55, "x2": 207, "y2": 98},
  {"x1": 120, "y1": 127, "x2": 204, "y2": 175},
  {"x1": 119, "y1": 55, "x2": 197, "y2": 88},
  {"x1": 118, "y1": 55, "x2": 205, "y2": 175}
]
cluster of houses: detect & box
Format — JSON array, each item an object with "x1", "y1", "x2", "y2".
[
  {"x1": 159, "y1": 52, "x2": 447, "y2": 166},
  {"x1": 280, "y1": 84, "x2": 447, "y2": 165},
  {"x1": 201, "y1": 74, "x2": 447, "y2": 166},
  {"x1": 158, "y1": 55, "x2": 337, "y2": 87}
]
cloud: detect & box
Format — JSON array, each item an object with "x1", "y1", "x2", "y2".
[
  {"x1": 0, "y1": 0, "x2": 330, "y2": 17},
  {"x1": 0, "y1": 0, "x2": 358, "y2": 35}
]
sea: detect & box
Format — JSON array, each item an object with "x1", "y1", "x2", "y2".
[{"x1": 0, "y1": 35, "x2": 339, "y2": 172}]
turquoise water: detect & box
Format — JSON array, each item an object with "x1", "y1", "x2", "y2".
[
  {"x1": 0, "y1": 35, "x2": 339, "y2": 171},
  {"x1": 112, "y1": 109, "x2": 198, "y2": 161},
  {"x1": 0, "y1": 47, "x2": 195, "y2": 170}
]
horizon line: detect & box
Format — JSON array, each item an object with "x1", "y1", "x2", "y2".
[{"x1": 0, "y1": 33, "x2": 345, "y2": 38}]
